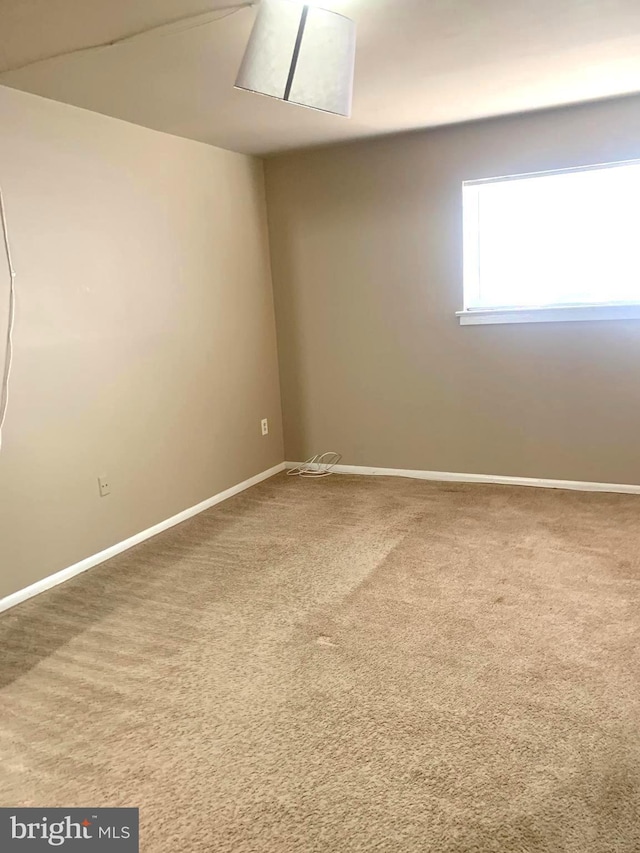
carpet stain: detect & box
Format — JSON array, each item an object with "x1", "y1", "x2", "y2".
[{"x1": 316, "y1": 635, "x2": 338, "y2": 647}]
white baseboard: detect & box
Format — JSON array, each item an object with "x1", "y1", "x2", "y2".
[
  {"x1": 285, "y1": 461, "x2": 640, "y2": 495},
  {"x1": 0, "y1": 462, "x2": 286, "y2": 616}
]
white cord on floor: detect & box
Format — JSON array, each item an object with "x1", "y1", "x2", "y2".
[
  {"x1": 287, "y1": 452, "x2": 342, "y2": 478},
  {"x1": 0, "y1": 182, "x2": 16, "y2": 453}
]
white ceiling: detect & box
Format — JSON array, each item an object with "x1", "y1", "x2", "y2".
[{"x1": 1, "y1": 0, "x2": 640, "y2": 155}]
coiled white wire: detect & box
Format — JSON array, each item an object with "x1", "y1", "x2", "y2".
[
  {"x1": 0, "y1": 182, "x2": 16, "y2": 453},
  {"x1": 287, "y1": 452, "x2": 342, "y2": 478}
]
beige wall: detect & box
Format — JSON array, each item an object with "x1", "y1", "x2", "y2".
[
  {"x1": 0, "y1": 85, "x2": 283, "y2": 600},
  {"x1": 265, "y1": 95, "x2": 640, "y2": 485}
]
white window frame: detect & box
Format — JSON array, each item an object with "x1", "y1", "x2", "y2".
[{"x1": 458, "y1": 159, "x2": 640, "y2": 326}]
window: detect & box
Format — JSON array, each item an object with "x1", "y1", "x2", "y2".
[{"x1": 459, "y1": 160, "x2": 640, "y2": 325}]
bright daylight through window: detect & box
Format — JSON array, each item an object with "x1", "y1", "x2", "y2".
[{"x1": 459, "y1": 160, "x2": 640, "y2": 325}]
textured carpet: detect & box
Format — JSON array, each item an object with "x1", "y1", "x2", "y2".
[{"x1": 1, "y1": 473, "x2": 640, "y2": 852}]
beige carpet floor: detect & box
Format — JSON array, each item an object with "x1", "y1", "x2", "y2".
[{"x1": 1, "y1": 473, "x2": 640, "y2": 852}]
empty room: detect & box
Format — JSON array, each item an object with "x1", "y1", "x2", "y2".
[{"x1": 1, "y1": 1, "x2": 639, "y2": 850}]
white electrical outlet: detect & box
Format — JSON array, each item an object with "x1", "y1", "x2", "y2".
[
  {"x1": 98, "y1": 475, "x2": 111, "y2": 497},
  {"x1": 261, "y1": 418, "x2": 269, "y2": 436}
]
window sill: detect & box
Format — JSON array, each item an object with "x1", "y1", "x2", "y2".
[{"x1": 456, "y1": 304, "x2": 640, "y2": 326}]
